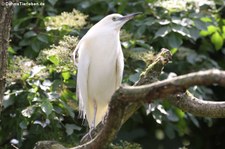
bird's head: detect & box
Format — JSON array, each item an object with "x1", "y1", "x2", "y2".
[{"x1": 96, "y1": 12, "x2": 141, "y2": 31}]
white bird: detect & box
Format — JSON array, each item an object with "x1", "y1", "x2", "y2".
[{"x1": 73, "y1": 13, "x2": 140, "y2": 129}]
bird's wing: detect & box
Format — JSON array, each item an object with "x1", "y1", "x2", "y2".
[
  {"x1": 115, "y1": 47, "x2": 124, "y2": 89},
  {"x1": 75, "y1": 42, "x2": 90, "y2": 120},
  {"x1": 72, "y1": 40, "x2": 81, "y2": 67}
]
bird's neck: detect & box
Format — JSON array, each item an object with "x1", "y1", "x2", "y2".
[{"x1": 89, "y1": 26, "x2": 120, "y2": 39}]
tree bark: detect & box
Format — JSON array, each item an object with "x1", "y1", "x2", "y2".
[{"x1": 0, "y1": 0, "x2": 16, "y2": 111}]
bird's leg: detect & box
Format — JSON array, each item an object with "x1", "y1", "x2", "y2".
[
  {"x1": 92, "y1": 100, "x2": 97, "y2": 128},
  {"x1": 88, "y1": 100, "x2": 97, "y2": 139}
]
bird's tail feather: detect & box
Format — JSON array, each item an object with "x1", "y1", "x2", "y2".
[{"x1": 86, "y1": 100, "x2": 108, "y2": 128}]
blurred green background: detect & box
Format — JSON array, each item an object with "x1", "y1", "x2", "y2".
[{"x1": 1, "y1": 0, "x2": 225, "y2": 148}]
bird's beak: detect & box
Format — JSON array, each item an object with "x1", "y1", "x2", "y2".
[{"x1": 119, "y1": 12, "x2": 142, "y2": 21}]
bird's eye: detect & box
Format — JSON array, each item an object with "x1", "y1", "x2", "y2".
[{"x1": 112, "y1": 17, "x2": 116, "y2": 21}]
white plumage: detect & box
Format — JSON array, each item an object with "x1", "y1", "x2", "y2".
[{"x1": 73, "y1": 13, "x2": 140, "y2": 128}]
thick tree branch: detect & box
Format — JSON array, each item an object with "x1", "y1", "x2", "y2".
[
  {"x1": 116, "y1": 69, "x2": 225, "y2": 103},
  {"x1": 169, "y1": 91, "x2": 225, "y2": 118},
  {"x1": 75, "y1": 69, "x2": 225, "y2": 149},
  {"x1": 34, "y1": 48, "x2": 225, "y2": 149},
  {"x1": 0, "y1": 0, "x2": 16, "y2": 110}
]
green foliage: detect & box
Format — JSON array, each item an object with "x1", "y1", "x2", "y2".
[
  {"x1": 37, "y1": 35, "x2": 78, "y2": 73},
  {"x1": 1, "y1": 6, "x2": 86, "y2": 148},
  {"x1": 12, "y1": 1, "x2": 87, "y2": 58},
  {"x1": 199, "y1": 16, "x2": 225, "y2": 50},
  {"x1": 2, "y1": 54, "x2": 81, "y2": 147},
  {"x1": 1, "y1": 0, "x2": 225, "y2": 149}
]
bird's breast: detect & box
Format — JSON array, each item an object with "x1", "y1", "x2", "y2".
[{"x1": 83, "y1": 33, "x2": 122, "y2": 102}]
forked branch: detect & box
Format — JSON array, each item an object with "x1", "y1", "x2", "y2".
[{"x1": 34, "y1": 49, "x2": 225, "y2": 149}]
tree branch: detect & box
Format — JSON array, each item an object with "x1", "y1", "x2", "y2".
[
  {"x1": 116, "y1": 69, "x2": 225, "y2": 103},
  {"x1": 169, "y1": 91, "x2": 225, "y2": 118},
  {"x1": 0, "y1": 0, "x2": 16, "y2": 110},
  {"x1": 34, "y1": 48, "x2": 225, "y2": 149},
  {"x1": 74, "y1": 69, "x2": 225, "y2": 149}
]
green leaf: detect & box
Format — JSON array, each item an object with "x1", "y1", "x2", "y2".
[
  {"x1": 19, "y1": 39, "x2": 30, "y2": 46},
  {"x1": 200, "y1": 30, "x2": 210, "y2": 36},
  {"x1": 189, "y1": 27, "x2": 200, "y2": 40},
  {"x1": 48, "y1": 55, "x2": 59, "y2": 65},
  {"x1": 7, "y1": 47, "x2": 16, "y2": 54},
  {"x1": 48, "y1": 0, "x2": 58, "y2": 5},
  {"x1": 61, "y1": 89, "x2": 75, "y2": 100},
  {"x1": 194, "y1": 20, "x2": 207, "y2": 30},
  {"x1": 223, "y1": 26, "x2": 225, "y2": 33},
  {"x1": 21, "y1": 73, "x2": 30, "y2": 81},
  {"x1": 41, "y1": 100, "x2": 53, "y2": 117},
  {"x1": 136, "y1": 25, "x2": 146, "y2": 38},
  {"x1": 24, "y1": 31, "x2": 37, "y2": 38},
  {"x1": 222, "y1": 26, "x2": 225, "y2": 39},
  {"x1": 62, "y1": 71, "x2": 71, "y2": 81},
  {"x1": 171, "y1": 25, "x2": 190, "y2": 37},
  {"x1": 136, "y1": 40, "x2": 152, "y2": 49},
  {"x1": 170, "y1": 48, "x2": 178, "y2": 55},
  {"x1": 155, "y1": 26, "x2": 171, "y2": 38},
  {"x1": 37, "y1": 34, "x2": 49, "y2": 44},
  {"x1": 144, "y1": 17, "x2": 156, "y2": 26},
  {"x1": 117, "y1": 0, "x2": 127, "y2": 13},
  {"x1": 31, "y1": 41, "x2": 41, "y2": 52},
  {"x1": 165, "y1": 123, "x2": 176, "y2": 139},
  {"x1": 175, "y1": 108, "x2": 185, "y2": 118},
  {"x1": 60, "y1": 100, "x2": 75, "y2": 118},
  {"x1": 207, "y1": 25, "x2": 217, "y2": 34},
  {"x1": 211, "y1": 32, "x2": 223, "y2": 50},
  {"x1": 129, "y1": 72, "x2": 140, "y2": 83},
  {"x1": 19, "y1": 121, "x2": 28, "y2": 129},
  {"x1": 65, "y1": 124, "x2": 81, "y2": 135},
  {"x1": 201, "y1": 17, "x2": 212, "y2": 22},
  {"x1": 168, "y1": 33, "x2": 183, "y2": 48},
  {"x1": 200, "y1": 25, "x2": 218, "y2": 37},
  {"x1": 186, "y1": 53, "x2": 198, "y2": 64},
  {"x1": 52, "y1": 80, "x2": 63, "y2": 91},
  {"x1": 188, "y1": 113, "x2": 200, "y2": 127}
]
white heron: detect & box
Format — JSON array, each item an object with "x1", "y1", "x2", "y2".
[{"x1": 73, "y1": 13, "x2": 140, "y2": 129}]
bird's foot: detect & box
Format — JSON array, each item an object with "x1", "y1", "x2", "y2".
[
  {"x1": 88, "y1": 122, "x2": 95, "y2": 140},
  {"x1": 88, "y1": 127, "x2": 94, "y2": 140}
]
